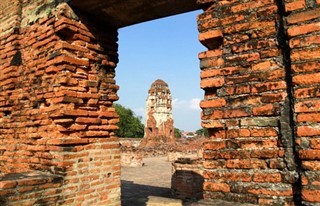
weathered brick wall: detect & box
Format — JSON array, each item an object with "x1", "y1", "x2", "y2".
[
  {"x1": 285, "y1": 0, "x2": 320, "y2": 204},
  {"x1": 197, "y1": 0, "x2": 319, "y2": 205},
  {"x1": 171, "y1": 158, "x2": 204, "y2": 201},
  {"x1": 0, "y1": 0, "x2": 120, "y2": 205}
]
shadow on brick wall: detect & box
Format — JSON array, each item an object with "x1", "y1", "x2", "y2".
[{"x1": 171, "y1": 170, "x2": 204, "y2": 203}]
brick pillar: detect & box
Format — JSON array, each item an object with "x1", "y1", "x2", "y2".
[
  {"x1": 197, "y1": 0, "x2": 301, "y2": 204},
  {"x1": 285, "y1": 0, "x2": 320, "y2": 204},
  {"x1": 0, "y1": 1, "x2": 120, "y2": 205}
]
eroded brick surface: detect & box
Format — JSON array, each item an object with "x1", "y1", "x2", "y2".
[
  {"x1": 286, "y1": 0, "x2": 320, "y2": 205},
  {"x1": 0, "y1": 1, "x2": 120, "y2": 205},
  {"x1": 197, "y1": 0, "x2": 320, "y2": 205}
]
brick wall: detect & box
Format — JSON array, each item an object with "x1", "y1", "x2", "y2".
[
  {"x1": 171, "y1": 158, "x2": 204, "y2": 201},
  {"x1": 0, "y1": 1, "x2": 120, "y2": 205},
  {"x1": 285, "y1": 0, "x2": 320, "y2": 204},
  {"x1": 197, "y1": 0, "x2": 320, "y2": 205}
]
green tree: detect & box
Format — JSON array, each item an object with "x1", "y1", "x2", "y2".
[
  {"x1": 174, "y1": 128, "x2": 182, "y2": 138},
  {"x1": 195, "y1": 128, "x2": 209, "y2": 137},
  {"x1": 113, "y1": 103, "x2": 144, "y2": 138}
]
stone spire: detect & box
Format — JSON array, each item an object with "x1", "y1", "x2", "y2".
[{"x1": 141, "y1": 79, "x2": 174, "y2": 146}]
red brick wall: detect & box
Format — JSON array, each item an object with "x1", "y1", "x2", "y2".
[
  {"x1": 171, "y1": 158, "x2": 204, "y2": 201},
  {"x1": 197, "y1": 0, "x2": 319, "y2": 205},
  {"x1": 285, "y1": 0, "x2": 320, "y2": 204},
  {"x1": 0, "y1": 1, "x2": 121, "y2": 205}
]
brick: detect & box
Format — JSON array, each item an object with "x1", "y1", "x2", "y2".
[
  {"x1": 310, "y1": 139, "x2": 320, "y2": 149},
  {"x1": 290, "y1": 35, "x2": 320, "y2": 49},
  {"x1": 302, "y1": 189, "x2": 320, "y2": 202},
  {"x1": 290, "y1": 47, "x2": 320, "y2": 61},
  {"x1": 302, "y1": 161, "x2": 320, "y2": 171},
  {"x1": 198, "y1": 49, "x2": 223, "y2": 59},
  {"x1": 226, "y1": 159, "x2": 267, "y2": 169},
  {"x1": 292, "y1": 61, "x2": 320, "y2": 73},
  {"x1": 201, "y1": 67, "x2": 239, "y2": 78},
  {"x1": 232, "y1": 39, "x2": 276, "y2": 53},
  {"x1": 225, "y1": 85, "x2": 251, "y2": 95},
  {"x1": 230, "y1": 0, "x2": 274, "y2": 13},
  {"x1": 293, "y1": 73, "x2": 320, "y2": 85},
  {"x1": 288, "y1": 22, "x2": 320, "y2": 37},
  {"x1": 252, "y1": 104, "x2": 274, "y2": 116},
  {"x1": 297, "y1": 113, "x2": 320, "y2": 123},
  {"x1": 203, "y1": 160, "x2": 225, "y2": 169},
  {"x1": 287, "y1": 8, "x2": 320, "y2": 24},
  {"x1": 223, "y1": 109, "x2": 250, "y2": 118},
  {"x1": 203, "y1": 171, "x2": 251, "y2": 182},
  {"x1": 285, "y1": 0, "x2": 306, "y2": 12},
  {"x1": 252, "y1": 81, "x2": 287, "y2": 93},
  {"x1": 251, "y1": 60, "x2": 272, "y2": 71},
  {"x1": 297, "y1": 125, "x2": 320, "y2": 137},
  {"x1": 0, "y1": 180, "x2": 17, "y2": 189},
  {"x1": 226, "y1": 52, "x2": 260, "y2": 63},
  {"x1": 201, "y1": 120, "x2": 225, "y2": 128},
  {"x1": 200, "y1": 98, "x2": 226, "y2": 108},
  {"x1": 249, "y1": 187, "x2": 293, "y2": 196},
  {"x1": 253, "y1": 172, "x2": 282, "y2": 183},
  {"x1": 295, "y1": 100, "x2": 320, "y2": 113},
  {"x1": 203, "y1": 150, "x2": 250, "y2": 159},
  {"x1": 295, "y1": 87, "x2": 320, "y2": 99},
  {"x1": 75, "y1": 117, "x2": 102, "y2": 125},
  {"x1": 299, "y1": 150, "x2": 320, "y2": 160},
  {"x1": 199, "y1": 29, "x2": 223, "y2": 49},
  {"x1": 201, "y1": 77, "x2": 225, "y2": 88},
  {"x1": 203, "y1": 182, "x2": 230, "y2": 193},
  {"x1": 250, "y1": 149, "x2": 279, "y2": 158}
]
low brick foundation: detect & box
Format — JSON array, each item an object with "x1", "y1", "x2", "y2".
[
  {"x1": 0, "y1": 172, "x2": 62, "y2": 205},
  {"x1": 171, "y1": 158, "x2": 204, "y2": 201}
]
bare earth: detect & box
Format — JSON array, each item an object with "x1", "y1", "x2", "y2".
[
  {"x1": 121, "y1": 156, "x2": 258, "y2": 206},
  {"x1": 121, "y1": 156, "x2": 174, "y2": 206}
]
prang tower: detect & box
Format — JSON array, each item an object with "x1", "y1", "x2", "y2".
[{"x1": 142, "y1": 79, "x2": 174, "y2": 146}]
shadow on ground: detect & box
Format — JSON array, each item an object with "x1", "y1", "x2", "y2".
[{"x1": 121, "y1": 180, "x2": 173, "y2": 206}]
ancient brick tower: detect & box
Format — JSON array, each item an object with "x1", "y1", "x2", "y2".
[{"x1": 141, "y1": 79, "x2": 175, "y2": 146}]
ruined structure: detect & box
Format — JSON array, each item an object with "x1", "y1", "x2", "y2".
[
  {"x1": 0, "y1": 0, "x2": 319, "y2": 205},
  {"x1": 142, "y1": 79, "x2": 175, "y2": 146}
]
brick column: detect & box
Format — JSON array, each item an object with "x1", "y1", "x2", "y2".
[
  {"x1": 197, "y1": 0, "x2": 300, "y2": 204},
  {"x1": 0, "y1": 1, "x2": 120, "y2": 205},
  {"x1": 285, "y1": 0, "x2": 320, "y2": 204}
]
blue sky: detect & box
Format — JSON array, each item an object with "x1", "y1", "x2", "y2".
[{"x1": 115, "y1": 10, "x2": 205, "y2": 132}]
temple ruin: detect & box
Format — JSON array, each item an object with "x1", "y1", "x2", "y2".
[
  {"x1": 141, "y1": 79, "x2": 175, "y2": 146},
  {"x1": 0, "y1": 0, "x2": 319, "y2": 205}
]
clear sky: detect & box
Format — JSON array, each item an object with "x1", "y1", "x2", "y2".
[{"x1": 115, "y1": 10, "x2": 205, "y2": 132}]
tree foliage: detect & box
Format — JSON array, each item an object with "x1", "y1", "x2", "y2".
[
  {"x1": 195, "y1": 128, "x2": 209, "y2": 137},
  {"x1": 174, "y1": 128, "x2": 182, "y2": 138},
  {"x1": 113, "y1": 103, "x2": 144, "y2": 138}
]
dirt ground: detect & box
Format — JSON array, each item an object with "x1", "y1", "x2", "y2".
[
  {"x1": 121, "y1": 156, "x2": 174, "y2": 206},
  {"x1": 121, "y1": 156, "x2": 258, "y2": 206}
]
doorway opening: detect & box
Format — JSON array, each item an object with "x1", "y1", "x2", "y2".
[{"x1": 116, "y1": 10, "x2": 207, "y2": 205}]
